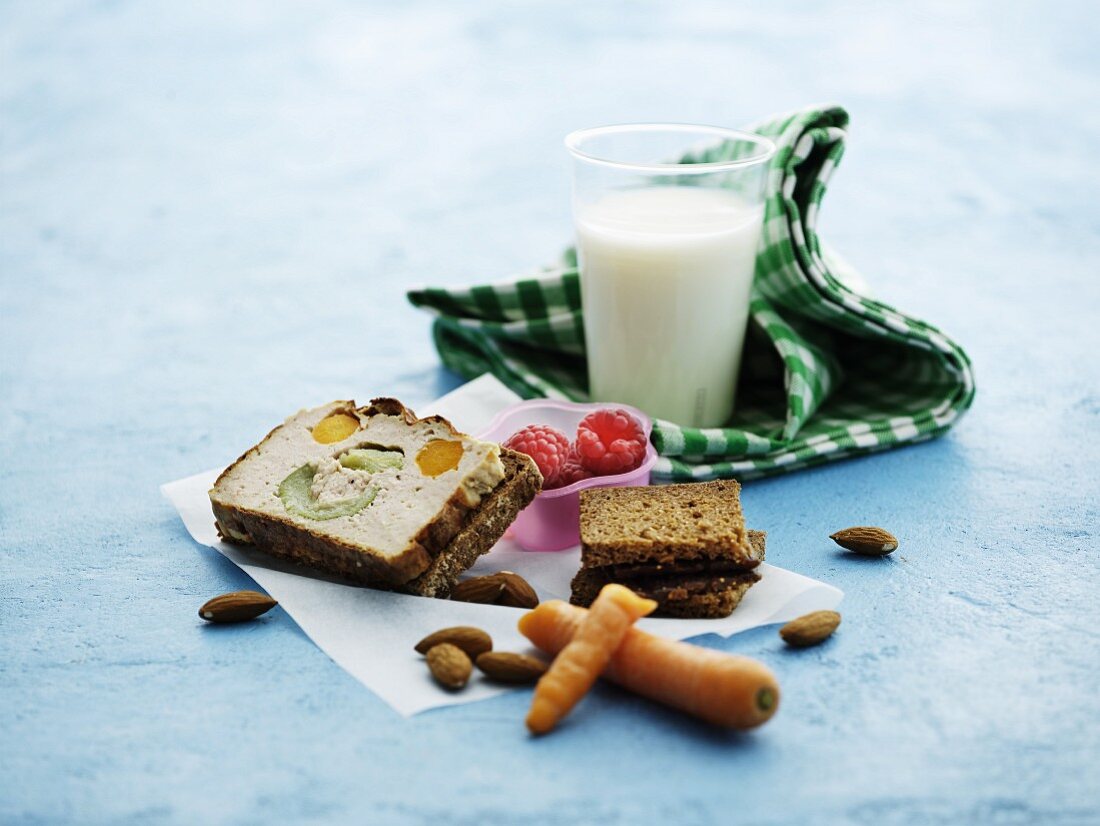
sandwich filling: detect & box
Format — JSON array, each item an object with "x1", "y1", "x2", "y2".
[{"x1": 580, "y1": 559, "x2": 761, "y2": 602}]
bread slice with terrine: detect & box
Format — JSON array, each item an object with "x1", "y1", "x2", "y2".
[{"x1": 209, "y1": 398, "x2": 541, "y2": 597}]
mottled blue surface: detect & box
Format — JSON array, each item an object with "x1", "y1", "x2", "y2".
[{"x1": 2, "y1": 2, "x2": 1099, "y2": 823}]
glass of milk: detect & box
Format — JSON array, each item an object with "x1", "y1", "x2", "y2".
[{"x1": 565, "y1": 124, "x2": 774, "y2": 428}]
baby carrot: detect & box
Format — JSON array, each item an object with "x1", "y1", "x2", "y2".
[
  {"x1": 525, "y1": 584, "x2": 657, "y2": 735},
  {"x1": 518, "y1": 600, "x2": 780, "y2": 730}
]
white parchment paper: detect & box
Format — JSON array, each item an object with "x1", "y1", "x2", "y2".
[{"x1": 161, "y1": 375, "x2": 843, "y2": 716}]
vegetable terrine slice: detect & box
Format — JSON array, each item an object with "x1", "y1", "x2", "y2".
[{"x1": 209, "y1": 398, "x2": 542, "y2": 596}]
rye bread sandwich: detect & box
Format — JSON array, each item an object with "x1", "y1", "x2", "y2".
[
  {"x1": 209, "y1": 398, "x2": 542, "y2": 597},
  {"x1": 570, "y1": 480, "x2": 764, "y2": 618}
]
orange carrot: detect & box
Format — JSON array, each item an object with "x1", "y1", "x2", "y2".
[
  {"x1": 525, "y1": 584, "x2": 657, "y2": 735},
  {"x1": 519, "y1": 600, "x2": 780, "y2": 730}
]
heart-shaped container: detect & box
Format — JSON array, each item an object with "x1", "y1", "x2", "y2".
[{"x1": 478, "y1": 399, "x2": 657, "y2": 551}]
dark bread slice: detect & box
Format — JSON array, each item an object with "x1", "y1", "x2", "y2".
[
  {"x1": 570, "y1": 530, "x2": 766, "y2": 619},
  {"x1": 216, "y1": 449, "x2": 541, "y2": 597},
  {"x1": 642, "y1": 577, "x2": 759, "y2": 619},
  {"x1": 579, "y1": 480, "x2": 755, "y2": 569},
  {"x1": 569, "y1": 569, "x2": 759, "y2": 619}
]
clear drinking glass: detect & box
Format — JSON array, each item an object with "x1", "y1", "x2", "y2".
[{"x1": 565, "y1": 124, "x2": 774, "y2": 428}]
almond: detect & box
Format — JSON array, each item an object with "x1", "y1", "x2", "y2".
[
  {"x1": 414, "y1": 626, "x2": 493, "y2": 659},
  {"x1": 475, "y1": 651, "x2": 548, "y2": 684},
  {"x1": 450, "y1": 575, "x2": 507, "y2": 604},
  {"x1": 198, "y1": 590, "x2": 278, "y2": 623},
  {"x1": 426, "y1": 643, "x2": 472, "y2": 690},
  {"x1": 780, "y1": 610, "x2": 841, "y2": 647},
  {"x1": 496, "y1": 571, "x2": 539, "y2": 609},
  {"x1": 450, "y1": 572, "x2": 539, "y2": 608},
  {"x1": 830, "y1": 526, "x2": 898, "y2": 556}
]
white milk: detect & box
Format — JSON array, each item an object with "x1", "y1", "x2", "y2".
[{"x1": 575, "y1": 186, "x2": 763, "y2": 427}]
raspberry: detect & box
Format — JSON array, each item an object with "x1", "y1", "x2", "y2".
[
  {"x1": 549, "y1": 451, "x2": 595, "y2": 489},
  {"x1": 575, "y1": 408, "x2": 647, "y2": 476},
  {"x1": 503, "y1": 424, "x2": 570, "y2": 486}
]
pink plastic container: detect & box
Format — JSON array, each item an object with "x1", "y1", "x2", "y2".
[{"x1": 478, "y1": 399, "x2": 657, "y2": 551}]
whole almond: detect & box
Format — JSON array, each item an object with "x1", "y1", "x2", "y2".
[
  {"x1": 830, "y1": 526, "x2": 898, "y2": 556},
  {"x1": 450, "y1": 575, "x2": 507, "y2": 604},
  {"x1": 426, "y1": 643, "x2": 472, "y2": 690},
  {"x1": 476, "y1": 651, "x2": 548, "y2": 684},
  {"x1": 198, "y1": 591, "x2": 278, "y2": 623},
  {"x1": 496, "y1": 571, "x2": 539, "y2": 609},
  {"x1": 780, "y1": 610, "x2": 841, "y2": 647},
  {"x1": 414, "y1": 626, "x2": 493, "y2": 659}
]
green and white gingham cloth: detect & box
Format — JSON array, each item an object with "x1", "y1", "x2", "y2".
[{"x1": 407, "y1": 105, "x2": 976, "y2": 483}]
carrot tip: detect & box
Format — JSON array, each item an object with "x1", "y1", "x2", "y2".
[{"x1": 755, "y1": 687, "x2": 777, "y2": 713}]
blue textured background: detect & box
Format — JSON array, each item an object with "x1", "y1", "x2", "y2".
[{"x1": 2, "y1": 2, "x2": 1098, "y2": 823}]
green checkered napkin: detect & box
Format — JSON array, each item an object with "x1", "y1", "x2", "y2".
[{"x1": 408, "y1": 105, "x2": 975, "y2": 482}]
